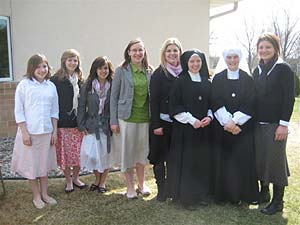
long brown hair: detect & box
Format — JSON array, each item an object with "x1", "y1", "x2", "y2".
[
  {"x1": 54, "y1": 49, "x2": 83, "y2": 81},
  {"x1": 25, "y1": 54, "x2": 51, "y2": 80},
  {"x1": 121, "y1": 38, "x2": 151, "y2": 70},
  {"x1": 86, "y1": 56, "x2": 114, "y2": 92}
]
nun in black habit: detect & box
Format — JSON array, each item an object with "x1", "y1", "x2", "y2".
[
  {"x1": 211, "y1": 48, "x2": 258, "y2": 204},
  {"x1": 167, "y1": 49, "x2": 213, "y2": 209}
]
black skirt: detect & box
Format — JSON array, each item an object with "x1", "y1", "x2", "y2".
[{"x1": 148, "y1": 120, "x2": 173, "y2": 164}]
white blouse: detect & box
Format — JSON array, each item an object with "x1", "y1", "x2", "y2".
[
  {"x1": 14, "y1": 78, "x2": 59, "y2": 134},
  {"x1": 174, "y1": 71, "x2": 213, "y2": 125}
]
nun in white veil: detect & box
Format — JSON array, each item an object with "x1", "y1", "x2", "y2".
[{"x1": 211, "y1": 47, "x2": 259, "y2": 204}]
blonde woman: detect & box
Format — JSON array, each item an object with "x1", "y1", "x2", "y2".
[
  {"x1": 148, "y1": 37, "x2": 182, "y2": 201},
  {"x1": 51, "y1": 49, "x2": 86, "y2": 193}
]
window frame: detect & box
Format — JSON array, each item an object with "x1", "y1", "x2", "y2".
[{"x1": 0, "y1": 16, "x2": 13, "y2": 81}]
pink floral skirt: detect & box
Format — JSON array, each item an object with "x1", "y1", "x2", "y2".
[{"x1": 56, "y1": 128, "x2": 83, "y2": 170}]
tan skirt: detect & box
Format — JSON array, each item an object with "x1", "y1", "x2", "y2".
[
  {"x1": 117, "y1": 119, "x2": 149, "y2": 172},
  {"x1": 11, "y1": 128, "x2": 57, "y2": 179}
]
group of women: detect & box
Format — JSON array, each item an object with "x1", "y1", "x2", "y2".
[
  {"x1": 11, "y1": 33, "x2": 294, "y2": 216},
  {"x1": 148, "y1": 33, "x2": 294, "y2": 215}
]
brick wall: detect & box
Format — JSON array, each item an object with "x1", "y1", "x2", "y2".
[{"x1": 0, "y1": 82, "x2": 18, "y2": 138}]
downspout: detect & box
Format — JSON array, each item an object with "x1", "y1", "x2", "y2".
[{"x1": 210, "y1": 1, "x2": 239, "y2": 20}]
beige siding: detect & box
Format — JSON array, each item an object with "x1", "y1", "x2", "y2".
[
  {"x1": 2, "y1": 0, "x2": 209, "y2": 81},
  {"x1": 0, "y1": 0, "x2": 11, "y2": 15}
]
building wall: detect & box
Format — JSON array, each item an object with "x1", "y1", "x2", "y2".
[
  {"x1": 9, "y1": 0, "x2": 209, "y2": 80},
  {"x1": 0, "y1": 82, "x2": 17, "y2": 137},
  {"x1": 0, "y1": 0, "x2": 11, "y2": 15},
  {"x1": 0, "y1": 0, "x2": 210, "y2": 137}
]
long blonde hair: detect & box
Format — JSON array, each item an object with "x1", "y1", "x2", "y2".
[
  {"x1": 160, "y1": 37, "x2": 182, "y2": 68},
  {"x1": 54, "y1": 49, "x2": 83, "y2": 81}
]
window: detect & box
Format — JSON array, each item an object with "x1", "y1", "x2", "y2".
[{"x1": 0, "y1": 16, "x2": 13, "y2": 81}]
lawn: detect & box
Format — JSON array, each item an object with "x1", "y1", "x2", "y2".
[{"x1": 0, "y1": 99, "x2": 299, "y2": 225}]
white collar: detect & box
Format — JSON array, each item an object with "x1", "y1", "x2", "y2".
[
  {"x1": 32, "y1": 78, "x2": 48, "y2": 85},
  {"x1": 188, "y1": 71, "x2": 201, "y2": 82},
  {"x1": 258, "y1": 57, "x2": 284, "y2": 75},
  {"x1": 227, "y1": 69, "x2": 239, "y2": 80}
]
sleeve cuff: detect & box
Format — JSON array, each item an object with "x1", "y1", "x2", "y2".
[
  {"x1": 51, "y1": 114, "x2": 59, "y2": 120},
  {"x1": 15, "y1": 116, "x2": 26, "y2": 124},
  {"x1": 207, "y1": 109, "x2": 214, "y2": 120},
  {"x1": 279, "y1": 120, "x2": 289, "y2": 127},
  {"x1": 188, "y1": 116, "x2": 196, "y2": 125}
]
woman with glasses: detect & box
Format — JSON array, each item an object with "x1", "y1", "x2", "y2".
[{"x1": 110, "y1": 38, "x2": 153, "y2": 199}]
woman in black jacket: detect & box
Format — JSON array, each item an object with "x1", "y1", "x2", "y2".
[
  {"x1": 148, "y1": 37, "x2": 183, "y2": 201},
  {"x1": 77, "y1": 56, "x2": 114, "y2": 193},
  {"x1": 253, "y1": 33, "x2": 295, "y2": 215}
]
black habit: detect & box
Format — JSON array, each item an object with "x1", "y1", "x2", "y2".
[
  {"x1": 167, "y1": 50, "x2": 211, "y2": 205},
  {"x1": 211, "y1": 69, "x2": 259, "y2": 203}
]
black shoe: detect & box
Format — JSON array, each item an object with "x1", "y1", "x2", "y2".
[
  {"x1": 260, "y1": 200, "x2": 283, "y2": 215},
  {"x1": 260, "y1": 185, "x2": 284, "y2": 215},
  {"x1": 182, "y1": 203, "x2": 198, "y2": 211},
  {"x1": 65, "y1": 184, "x2": 74, "y2": 193},
  {"x1": 198, "y1": 199, "x2": 209, "y2": 206},
  {"x1": 98, "y1": 187, "x2": 107, "y2": 193},
  {"x1": 89, "y1": 184, "x2": 99, "y2": 192}
]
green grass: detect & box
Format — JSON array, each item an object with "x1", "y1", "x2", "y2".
[
  {"x1": 290, "y1": 97, "x2": 300, "y2": 123},
  {"x1": 0, "y1": 103, "x2": 299, "y2": 225}
]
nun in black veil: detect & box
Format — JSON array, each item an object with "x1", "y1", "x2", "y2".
[{"x1": 167, "y1": 49, "x2": 213, "y2": 210}]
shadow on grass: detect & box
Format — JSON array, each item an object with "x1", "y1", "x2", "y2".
[
  {"x1": 1, "y1": 159, "x2": 299, "y2": 225},
  {"x1": 0, "y1": 176, "x2": 291, "y2": 225}
]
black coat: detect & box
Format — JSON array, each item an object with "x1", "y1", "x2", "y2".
[
  {"x1": 167, "y1": 72, "x2": 212, "y2": 204},
  {"x1": 148, "y1": 66, "x2": 177, "y2": 164},
  {"x1": 50, "y1": 75, "x2": 82, "y2": 128},
  {"x1": 211, "y1": 69, "x2": 258, "y2": 203},
  {"x1": 253, "y1": 62, "x2": 294, "y2": 123}
]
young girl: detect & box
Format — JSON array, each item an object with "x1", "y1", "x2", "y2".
[
  {"x1": 77, "y1": 56, "x2": 114, "y2": 193},
  {"x1": 11, "y1": 54, "x2": 59, "y2": 209},
  {"x1": 50, "y1": 49, "x2": 86, "y2": 193},
  {"x1": 168, "y1": 49, "x2": 212, "y2": 210}
]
